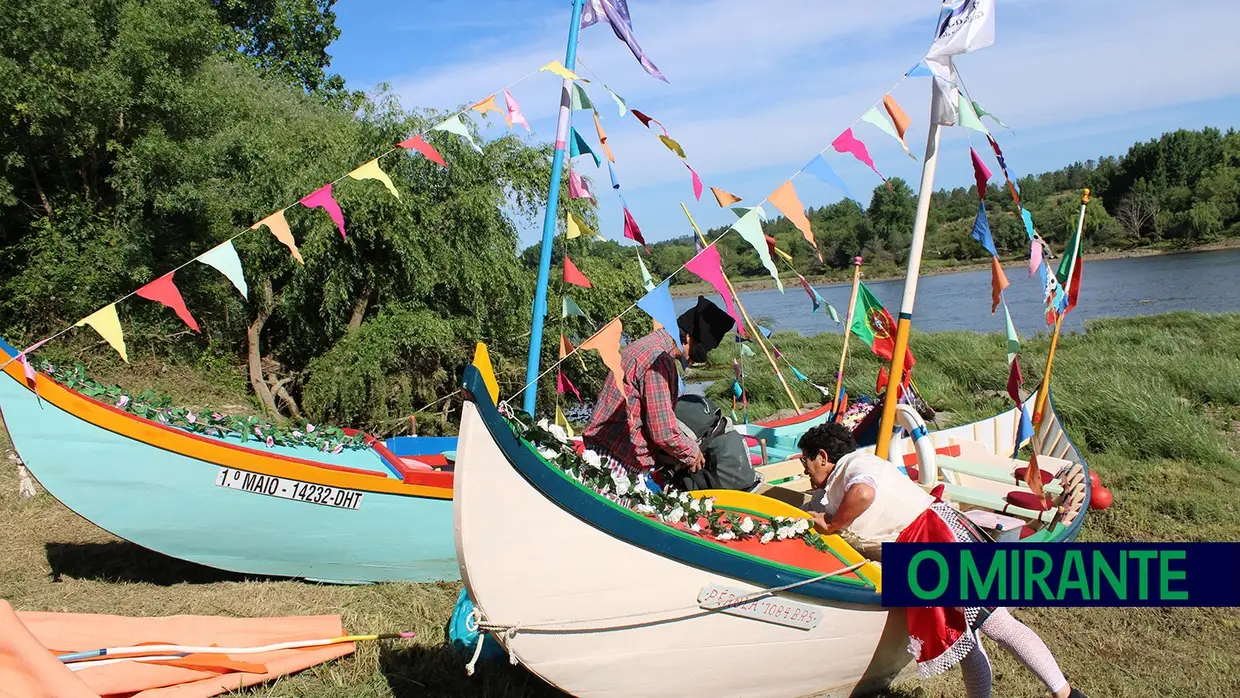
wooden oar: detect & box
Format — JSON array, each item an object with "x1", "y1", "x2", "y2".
[{"x1": 830, "y1": 256, "x2": 863, "y2": 419}]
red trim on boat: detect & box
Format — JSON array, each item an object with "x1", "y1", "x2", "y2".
[{"x1": 754, "y1": 402, "x2": 833, "y2": 428}]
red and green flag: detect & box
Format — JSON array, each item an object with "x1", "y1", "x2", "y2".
[
  {"x1": 1055, "y1": 227, "x2": 1083, "y2": 315},
  {"x1": 850, "y1": 282, "x2": 915, "y2": 369}
]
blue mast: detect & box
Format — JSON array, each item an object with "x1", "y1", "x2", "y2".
[{"x1": 523, "y1": 0, "x2": 587, "y2": 415}]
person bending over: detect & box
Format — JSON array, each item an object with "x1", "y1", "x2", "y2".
[{"x1": 797, "y1": 423, "x2": 1087, "y2": 698}]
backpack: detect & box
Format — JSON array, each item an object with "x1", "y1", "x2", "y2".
[{"x1": 663, "y1": 395, "x2": 759, "y2": 492}]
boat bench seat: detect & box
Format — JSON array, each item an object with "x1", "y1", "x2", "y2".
[
  {"x1": 932, "y1": 482, "x2": 1057, "y2": 524},
  {"x1": 934, "y1": 456, "x2": 1065, "y2": 495}
]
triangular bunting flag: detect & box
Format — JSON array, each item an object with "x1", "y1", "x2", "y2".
[
  {"x1": 566, "y1": 211, "x2": 595, "y2": 239},
  {"x1": 1007, "y1": 357, "x2": 1024, "y2": 405},
  {"x1": 973, "y1": 100, "x2": 1011, "y2": 131},
  {"x1": 397, "y1": 135, "x2": 446, "y2": 168},
  {"x1": 860, "y1": 106, "x2": 911, "y2": 158},
  {"x1": 75, "y1": 304, "x2": 128, "y2": 362},
  {"x1": 732, "y1": 209, "x2": 783, "y2": 293},
  {"x1": 581, "y1": 0, "x2": 666, "y2": 83},
  {"x1": 631, "y1": 109, "x2": 655, "y2": 129},
  {"x1": 1004, "y1": 301, "x2": 1021, "y2": 364},
  {"x1": 907, "y1": 60, "x2": 935, "y2": 77},
  {"x1": 796, "y1": 272, "x2": 823, "y2": 312},
  {"x1": 557, "y1": 370, "x2": 582, "y2": 402},
  {"x1": 768, "y1": 180, "x2": 821, "y2": 261},
  {"x1": 622, "y1": 207, "x2": 647, "y2": 248},
  {"x1": 790, "y1": 366, "x2": 808, "y2": 381},
  {"x1": 300, "y1": 184, "x2": 348, "y2": 239},
  {"x1": 1024, "y1": 451, "x2": 1047, "y2": 505},
  {"x1": 562, "y1": 296, "x2": 592, "y2": 322},
  {"x1": 970, "y1": 203, "x2": 998, "y2": 257},
  {"x1": 882, "y1": 95, "x2": 914, "y2": 157},
  {"x1": 827, "y1": 303, "x2": 841, "y2": 324},
  {"x1": 569, "y1": 128, "x2": 600, "y2": 167},
  {"x1": 593, "y1": 111, "x2": 615, "y2": 163},
  {"x1": 559, "y1": 334, "x2": 575, "y2": 359},
  {"x1": 348, "y1": 158, "x2": 400, "y2": 199},
  {"x1": 1013, "y1": 406, "x2": 1035, "y2": 459},
  {"x1": 730, "y1": 205, "x2": 768, "y2": 222},
  {"x1": 685, "y1": 244, "x2": 745, "y2": 337},
  {"x1": 570, "y1": 83, "x2": 594, "y2": 111},
  {"x1": 608, "y1": 162, "x2": 621, "y2": 190},
  {"x1": 1022, "y1": 207, "x2": 1037, "y2": 238},
  {"x1": 135, "y1": 273, "x2": 199, "y2": 333},
  {"x1": 1029, "y1": 236, "x2": 1043, "y2": 278},
  {"x1": 580, "y1": 318, "x2": 626, "y2": 394},
  {"x1": 251, "y1": 209, "x2": 302, "y2": 264},
  {"x1": 470, "y1": 94, "x2": 504, "y2": 119},
  {"x1": 739, "y1": 343, "x2": 755, "y2": 357},
  {"x1": 196, "y1": 240, "x2": 248, "y2": 298},
  {"x1": 636, "y1": 251, "x2": 655, "y2": 291},
  {"x1": 658, "y1": 135, "x2": 685, "y2": 159},
  {"x1": 970, "y1": 148, "x2": 992, "y2": 200},
  {"x1": 831, "y1": 129, "x2": 884, "y2": 180},
  {"x1": 804, "y1": 155, "x2": 859, "y2": 204},
  {"x1": 636, "y1": 280, "x2": 682, "y2": 350},
  {"x1": 957, "y1": 94, "x2": 989, "y2": 134},
  {"x1": 687, "y1": 165, "x2": 703, "y2": 201},
  {"x1": 503, "y1": 89, "x2": 529, "y2": 131},
  {"x1": 711, "y1": 186, "x2": 741, "y2": 207},
  {"x1": 606, "y1": 87, "x2": 627, "y2": 116},
  {"x1": 990, "y1": 256, "x2": 1010, "y2": 314},
  {"x1": 539, "y1": 60, "x2": 581, "y2": 81},
  {"x1": 432, "y1": 114, "x2": 483, "y2": 154},
  {"x1": 555, "y1": 404, "x2": 575, "y2": 438},
  {"x1": 568, "y1": 169, "x2": 594, "y2": 200},
  {"x1": 564, "y1": 256, "x2": 593, "y2": 288}
]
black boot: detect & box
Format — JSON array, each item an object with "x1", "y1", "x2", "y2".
[{"x1": 1068, "y1": 688, "x2": 1089, "y2": 698}]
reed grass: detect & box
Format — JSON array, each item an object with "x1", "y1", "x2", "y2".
[{"x1": 3, "y1": 312, "x2": 1239, "y2": 697}]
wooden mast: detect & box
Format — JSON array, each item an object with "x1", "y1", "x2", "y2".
[
  {"x1": 830, "y1": 256, "x2": 864, "y2": 419},
  {"x1": 1033, "y1": 188, "x2": 1089, "y2": 426}
]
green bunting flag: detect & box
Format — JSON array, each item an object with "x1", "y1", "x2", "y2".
[
  {"x1": 827, "y1": 303, "x2": 841, "y2": 324},
  {"x1": 731, "y1": 208, "x2": 783, "y2": 293},
  {"x1": 562, "y1": 296, "x2": 592, "y2": 322},
  {"x1": 1004, "y1": 301, "x2": 1020, "y2": 364},
  {"x1": 570, "y1": 83, "x2": 594, "y2": 111},
  {"x1": 570, "y1": 128, "x2": 601, "y2": 167},
  {"x1": 636, "y1": 251, "x2": 655, "y2": 291},
  {"x1": 957, "y1": 94, "x2": 989, "y2": 134},
  {"x1": 739, "y1": 343, "x2": 755, "y2": 357},
  {"x1": 431, "y1": 114, "x2": 483, "y2": 153},
  {"x1": 972, "y1": 100, "x2": 1012, "y2": 131}
]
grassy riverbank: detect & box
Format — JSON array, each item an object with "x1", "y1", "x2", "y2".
[
  {"x1": 3, "y1": 312, "x2": 1240, "y2": 696},
  {"x1": 670, "y1": 238, "x2": 1240, "y2": 298}
]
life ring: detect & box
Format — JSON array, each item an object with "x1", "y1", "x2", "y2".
[{"x1": 885, "y1": 403, "x2": 937, "y2": 486}]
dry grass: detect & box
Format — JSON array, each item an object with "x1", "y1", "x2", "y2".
[{"x1": 5, "y1": 316, "x2": 1240, "y2": 696}]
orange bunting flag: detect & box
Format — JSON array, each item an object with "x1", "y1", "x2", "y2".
[
  {"x1": 471, "y1": 94, "x2": 505, "y2": 121},
  {"x1": 1024, "y1": 451, "x2": 1047, "y2": 505},
  {"x1": 593, "y1": 111, "x2": 615, "y2": 163},
  {"x1": 882, "y1": 94, "x2": 913, "y2": 157},
  {"x1": 251, "y1": 209, "x2": 302, "y2": 264},
  {"x1": 559, "y1": 334, "x2": 575, "y2": 359},
  {"x1": 768, "y1": 180, "x2": 822, "y2": 262},
  {"x1": 564, "y1": 256, "x2": 593, "y2": 288},
  {"x1": 135, "y1": 272, "x2": 200, "y2": 333},
  {"x1": 580, "y1": 318, "x2": 625, "y2": 395},
  {"x1": 711, "y1": 186, "x2": 742, "y2": 207},
  {"x1": 990, "y1": 256, "x2": 1010, "y2": 313}
]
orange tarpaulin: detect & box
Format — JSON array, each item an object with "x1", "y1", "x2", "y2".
[{"x1": 0, "y1": 601, "x2": 352, "y2": 698}]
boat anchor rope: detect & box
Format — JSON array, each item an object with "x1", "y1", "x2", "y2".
[{"x1": 463, "y1": 561, "x2": 867, "y2": 675}]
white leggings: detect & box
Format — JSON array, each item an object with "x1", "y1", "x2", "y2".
[{"x1": 960, "y1": 608, "x2": 1068, "y2": 698}]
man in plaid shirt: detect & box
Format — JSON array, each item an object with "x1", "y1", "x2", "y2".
[{"x1": 583, "y1": 329, "x2": 704, "y2": 475}]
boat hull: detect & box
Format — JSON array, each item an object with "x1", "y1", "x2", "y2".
[{"x1": 0, "y1": 344, "x2": 456, "y2": 583}]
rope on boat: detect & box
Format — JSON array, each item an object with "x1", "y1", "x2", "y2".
[{"x1": 464, "y1": 561, "x2": 867, "y2": 675}]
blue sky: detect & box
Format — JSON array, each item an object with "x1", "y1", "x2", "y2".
[{"x1": 328, "y1": 0, "x2": 1240, "y2": 248}]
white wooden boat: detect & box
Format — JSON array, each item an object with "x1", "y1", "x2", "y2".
[{"x1": 453, "y1": 356, "x2": 1089, "y2": 697}]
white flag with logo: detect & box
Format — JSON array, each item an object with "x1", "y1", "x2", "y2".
[{"x1": 926, "y1": 0, "x2": 995, "y2": 60}]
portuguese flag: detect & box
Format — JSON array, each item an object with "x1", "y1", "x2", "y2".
[
  {"x1": 850, "y1": 282, "x2": 915, "y2": 369},
  {"x1": 1055, "y1": 226, "x2": 1083, "y2": 315}
]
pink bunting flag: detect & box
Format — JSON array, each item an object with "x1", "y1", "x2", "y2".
[
  {"x1": 684, "y1": 244, "x2": 746, "y2": 338},
  {"x1": 1029, "y1": 237, "x2": 1043, "y2": 278},
  {"x1": 831, "y1": 128, "x2": 884, "y2": 180},
  {"x1": 135, "y1": 272, "x2": 200, "y2": 333},
  {"x1": 687, "y1": 164, "x2": 703, "y2": 201},
  {"x1": 580, "y1": 318, "x2": 626, "y2": 395},
  {"x1": 557, "y1": 370, "x2": 582, "y2": 402},
  {"x1": 300, "y1": 184, "x2": 347, "y2": 239},
  {"x1": 568, "y1": 169, "x2": 594, "y2": 200},
  {"x1": 503, "y1": 89, "x2": 529, "y2": 131},
  {"x1": 623, "y1": 207, "x2": 647, "y2": 249},
  {"x1": 14, "y1": 337, "x2": 50, "y2": 386},
  {"x1": 397, "y1": 135, "x2": 447, "y2": 168},
  {"x1": 970, "y1": 147, "x2": 992, "y2": 200}
]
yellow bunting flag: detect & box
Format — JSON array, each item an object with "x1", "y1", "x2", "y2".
[
  {"x1": 539, "y1": 61, "x2": 582, "y2": 81},
  {"x1": 471, "y1": 94, "x2": 504, "y2": 120},
  {"x1": 559, "y1": 334, "x2": 575, "y2": 359},
  {"x1": 348, "y1": 158, "x2": 399, "y2": 199},
  {"x1": 767, "y1": 180, "x2": 821, "y2": 261},
  {"x1": 882, "y1": 94, "x2": 913, "y2": 157},
  {"x1": 990, "y1": 256, "x2": 1010, "y2": 313},
  {"x1": 566, "y1": 211, "x2": 595, "y2": 239},
  {"x1": 76, "y1": 304, "x2": 128, "y2": 362},
  {"x1": 471, "y1": 343, "x2": 500, "y2": 404},
  {"x1": 251, "y1": 209, "x2": 302, "y2": 264},
  {"x1": 711, "y1": 186, "x2": 742, "y2": 207},
  {"x1": 593, "y1": 111, "x2": 615, "y2": 163},
  {"x1": 555, "y1": 404, "x2": 575, "y2": 438},
  {"x1": 579, "y1": 318, "x2": 625, "y2": 395},
  {"x1": 658, "y1": 135, "x2": 686, "y2": 159}
]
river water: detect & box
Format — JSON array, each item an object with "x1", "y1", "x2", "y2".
[{"x1": 674, "y1": 248, "x2": 1240, "y2": 338}]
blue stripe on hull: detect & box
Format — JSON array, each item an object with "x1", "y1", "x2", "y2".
[{"x1": 0, "y1": 373, "x2": 457, "y2": 583}]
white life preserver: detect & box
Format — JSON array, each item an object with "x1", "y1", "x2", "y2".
[{"x1": 885, "y1": 404, "x2": 937, "y2": 486}]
